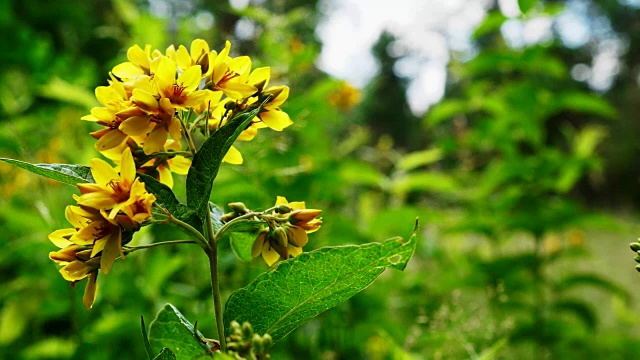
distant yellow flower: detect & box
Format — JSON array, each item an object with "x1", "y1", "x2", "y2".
[
  {"x1": 251, "y1": 196, "x2": 322, "y2": 266},
  {"x1": 328, "y1": 82, "x2": 361, "y2": 111}
]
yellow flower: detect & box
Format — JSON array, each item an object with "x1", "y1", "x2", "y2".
[
  {"x1": 140, "y1": 140, "x2": 191, "y2": 188},
  {"x1": 82, "y1": 79, "x2": 136, "y2": 152},
  {"x1": 153, "y1": 57, "x2": 208, "y2": 109},
  {"x1": 209, "y1": 41, "x2": 257, "y2": 100},
  {"x1": 175, "y1": 39, "x2": 212, "y2": 77},
  {"x1": 48, "y1": 204, "x2": 123, "y2": 307},
  {"x1": 128, "y1": 88, "x2": 181, "y2": 155},
  {"x1": 49, "y1": 244, "x2": 100, "y2": 309},
  {"x1": 245, "y1": 67, "x2": 293, "y2": 131},
  {"x1": 251, "y1": 196, "x2": 322, "y2": 266},
  {"x1": 328, "y1": 82, "x2": 361, "y2": 111},
  {"x1": 111, "y1": 44, "x2": 161, "y2": 81},
  {"x1": 76, "y1": 148, "x2": 156, "y2": 223}
]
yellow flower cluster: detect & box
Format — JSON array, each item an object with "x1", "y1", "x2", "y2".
[
  {"x1": 48, "y1": 149, "x2": 156, "y2": 309},
  {"x1": 252, "y1": 196, "x2": 322, "y2": 266},
  {"x1": 83, "y1": 40, "x2": 293, "y2": 187}
]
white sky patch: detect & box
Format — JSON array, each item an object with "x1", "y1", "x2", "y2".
[{"x1": 316, "y1": 0, "x2": 491, "y2": 115}]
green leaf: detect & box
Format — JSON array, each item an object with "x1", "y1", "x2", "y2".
[
  {"x1": 518, "y1": 0, "x2": 537, "y2": 14},
  {"x1": 396, "y1": 148, "x2": 443, "y2": 171},
  {"x1": 153, "y1": 348, "x2": 177, "y2": 360},
  {"x1": 0, "y1": 159, "x2": 94, "y2": 185},
  {"x1": 224, "y1": 221, "x2": 419, "y2": 343},
  {"x1": 548, "y1": 92, "x2": 617, "y2": 119},
  {"x1": 141, "y1": 316, "x2": 155, "y2": 359},
  {"x1": 221, "y1": 219, "x2": 265, "y2": 263},
  {"x1": 186, "y1": 100, "x2": 268, "y2": 220},
  {"x1": 138, "y1": 174, "x2": 203, "y2": 233},
  {"x1": 148, "y1": 304, "x2": 212, "y2": 360}
]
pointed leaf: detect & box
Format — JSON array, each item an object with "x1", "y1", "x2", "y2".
[
  {"x1": 186, "y1": 99, "x2": 269, "y2": 220},
  {"x1": 148, "y1": 304, "x2": 213, "y2": 360},
  {"x1": 0, "y1": 159, "x2": 94, "y2": 185},
  {"x1": 224, "y1": 221, "x2": 418, "y2": 343},
  {"x1": 138, "y1": 174, "x2": 202, "y2": 232},
  {"x1": 141, "y1": 316, "x2": 155, "y2": 359}
]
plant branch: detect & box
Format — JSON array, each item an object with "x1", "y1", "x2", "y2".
[
  {"x1": 123, "y1": 239, "x2": 197, "y2": 253},
  {"x1": 205, "y1": 204, "x2": 227, "y2": 351}
]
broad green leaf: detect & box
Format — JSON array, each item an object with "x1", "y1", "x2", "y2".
[
  {"x1": 186, "y1": 99, "x2": 268, "y2": 220},
  {"x1": 148, "y1": 304, "x2": 212, "y2": 360},
  {"x1": 153, "y1": 348, "x2": 177, "y2": 360},
  {"x1": 224, "y1": 222, "x2": 419, "y2": 343},
  {"x1": 0, "y1": 159, "x2": 94, "y2": 185},
  {"x1": 138, "y1": 174, "x2": 203, "y2": 232}
]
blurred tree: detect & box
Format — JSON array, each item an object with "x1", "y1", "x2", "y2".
[{"x1": 357, "y1": 31, "x2": 422, "y2": 152}]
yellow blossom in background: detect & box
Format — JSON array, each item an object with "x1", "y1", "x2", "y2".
[
  {"x1": 328, "y1": 82, "x2": 361, "y2": 112},
  {"x1": 251, "y1": 196, "x2": 322, "y2": 266}
]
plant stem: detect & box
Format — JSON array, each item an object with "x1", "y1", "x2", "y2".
[
  {"x1": 123, "y1": 239, "x2": 197, "y2": 253},
  {"x1": 205, "y1": 205, "x2": 227, "y2": 351}
]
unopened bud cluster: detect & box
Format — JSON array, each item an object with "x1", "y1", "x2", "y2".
[
  {"x1": 226, "y1": 320, "x2": 272, "y2": 360},
  {"x1": 251, "y1": 196, "x2": 323, "y2": 266},
  {"x1": 630, "y1": 241, "x2": 640, "y2": 272}
]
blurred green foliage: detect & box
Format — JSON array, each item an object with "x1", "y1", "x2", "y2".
[{"x1": 2, "y1": 0, "x2": 640, "y2": 359}]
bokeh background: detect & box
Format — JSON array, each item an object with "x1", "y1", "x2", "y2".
[{"x1": 1, "y1": 0, "x2": 640, "y2": 358}]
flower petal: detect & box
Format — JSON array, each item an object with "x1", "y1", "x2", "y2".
[
  {"x1": 90, "y1": 158, "x2": 119, "y2": 186},
  {"x1": 100, "y1": 229, "x2": 122, "y2": 275},
  {"x1": 262, "y1": 241, "x2": 280, "y2": 266},
  {"x1": 120, "y1": 115, "x2": 152, "y2": 136},
  {"x1": 95, "y1": 129, "x2": 128, "y2": 152},
  {"x1": 259, "y1": 109, "x2": 292, "y2": 131},
  {"x1": 83, "y1": 272, "x2": 99, "y2": 309},
  {"x1": 223, "y1": 146, "x2": 243, "y2": 164}
]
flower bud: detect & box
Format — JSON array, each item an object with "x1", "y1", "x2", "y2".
[
  {"x1": 251, "y1": 333, "x2": 263, "y2": 353},
  {"x1": 634, "y1": 253, "x2": 640, "y2": 263},
  {"x1": 221, "y1": 212, "x2": 237, "y2": 222},
  {"x1": 289, "y1": 209, "x2": 322, "y2": 224},
  {"x1": 262, "y1": 333, "x2": 272, "y2": 349},
  {"x1": 631, "y1": 242, "x2": 640, "y2": 252},
  {"x1": 242, "y1": 321, "x2": 253, "y2": 339},
  {"x1": 224, "y1": 101, "x2": 238, "y2": 110},
  {"x1": 276, "y1": 204, "x2": 292, "y2": 214},
  {"x1": 272, "y1": 227, "x2": 288, "y2": 248},
  {"x1": 228, "y1": 202, "x2": 248, "y2": 214}
]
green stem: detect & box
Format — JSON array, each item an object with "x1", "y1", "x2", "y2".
[
  {"x1": 153, "y1": 207, "x2": 210, "y2": 252},
  {"x1": 123, "y1": 239, "x2": 197, "y2": 253},
  {"x1": 205, "y1": 206, "x2": 227, "y2": 351},
  {"x1": 180, "y1": 110, "x2": 197, "y2": 156}
]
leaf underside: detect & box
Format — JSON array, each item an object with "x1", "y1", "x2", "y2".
[
  {"x1": 0, "y1": 159, "x2": 94, "y2": 185},
  {"x1": 148, "y1": 304, "x2": 212, "y2": 360}
]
